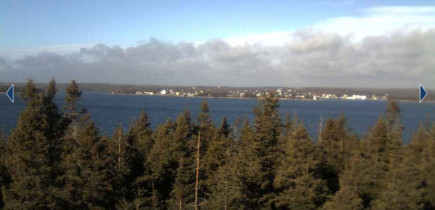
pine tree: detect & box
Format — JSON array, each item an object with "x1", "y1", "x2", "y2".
[
  {"x1": 318, "y1": 118, "x2": 341, "y2": 194},
  {"x1": 205, "y1": 151, "x2": 243, "y2": 210},
  {"x1": 129, "y1": 111, "x2": 154, "y2": 156},
  {"x1": 373, "y1": 122, "x2": 433, "y2": 209},
  {"x1": 167, "y1": 111, "x2": 196, "y2": 209},
  {"x1": 148, "y1": 111, "x2": 194, "y2": 209},
  {"x1": 385, "y1": 100, "x2": 403, "y2": 152},
  {"x1": 196, "y1": 101, "x2": 216, "y2": 203},
  {"x1": 204, "y1": 118, "x2": 231, "y2": 174},
  {"x1": 322, "y1": 155, "x2": 364, "y2": 210},
  {"x1": 61, "y1": 81, "x2": 116, "y2": 209},
  {"x1": 325, "y1": 116, "x2": 392, "y2": 209},
  {"x1": 218, "y1": 117, "x2": 231, "y2": 139},
  {"x1": 3, "y1": 80, "x2": 67, "y2": 209},
  {"x1": 147, "y1": 119, "x2": 176, "y2": 209},
  {"x1": 46, "y1": 79, "x2": 57, "y2": 101},
  {"x1": 278, "y1": 112, "x2": 293, "y2": 149},
  {"x1": 274, "y1": 123, "x2": 327, "y2": 209},
  {"x1": 427, "y1": 124, "x2": 435, "y2": 208},
  {"x1": 0, "y1": 129, "x2": 11, "y2": 209},
  {"x1": 113, "y1": 113, "x2": 153, "y2": 208},
  {"x1": 173, "y1": 110, "x2": 194, "y2": 159},
  {"x1": 237, "y1": 94, "x2": 282, "y2": 208},
  {"x1": 20, "y1": 79, "x2": 37, "y2": 101},
  {"x1": 124, "y1": 111, "x2": 155, "y2": 208},
  {"x1": 203, "y1": 117, "x2": 238, "y2": 208},
  {"x1": 318, "y1": 114, "x2": 357, "y2": 195},
  {"x1": 197, "y1": 101, "x2": 215, "y2": 140},
  {"x1": 169, "y1": 156, "x2": 196, "y2": 209},
  {"x1": 63, "y1": 80, "x2": 82, "y2": 121},
  {"x1": 385, "y1": 100, "x2": 400, "y2": 132},
  {"x1": 61, "y1": 80, "x2": 83, "y2": 159},
  {"x1": 66, "y1": 117, "x2": 116, "y2": 209},
  {"x1": 236, "y1": 118, "x2": 263, "y2": 209}
]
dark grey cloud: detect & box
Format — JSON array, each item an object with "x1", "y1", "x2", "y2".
[{"x1": 1, "y1": 29, "x2": 434, "y2": 88}]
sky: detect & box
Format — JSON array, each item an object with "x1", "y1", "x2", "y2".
[{"x1": 1, "y1": 0, "x2": 435, "y2": 88}]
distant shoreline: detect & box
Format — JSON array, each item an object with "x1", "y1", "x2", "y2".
[
  {"x1": 3, "y1": 83, "x2": 433, "y2": 102},
  {"x1": 7, "y1": 90, "x2": 432, "y2": 103},
  {"x1": 109, "y1": 92, "x2": 432, "y2": 103}
]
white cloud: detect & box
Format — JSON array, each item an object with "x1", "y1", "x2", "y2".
[
  {"x1": 1, "y1": 28, "x2": 434, "y2": 88},
  {"x1": 224, "y1": 32, "x2": 294, "y2": 46},
  {"x1": 200, "y1": 6, "x2": 435, "y2": 47},
  {"x1": 1, "y1": 6, "x2": 435, "y2": 88},
  {"x1": 0, "y1": 44, "x2": 93, "y2": 60},
  {"x1": 314, "y1": 6, "x2": 435, "y2": 41}
]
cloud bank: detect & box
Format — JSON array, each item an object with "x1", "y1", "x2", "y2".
[{"x1": 1, "y1": 6, "x2": 435, "y2": 88}]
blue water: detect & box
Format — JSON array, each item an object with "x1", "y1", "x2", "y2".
[{"x1": 1, "y1": 91, "x2": 434, "y2": 142}]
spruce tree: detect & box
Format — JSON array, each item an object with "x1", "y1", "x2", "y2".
[
  {"x1": 46, "y1": 79, "x2": 57, "y2": 101},
  {"x1": 325, "y1": 116, "x2": 392, "y2": 209},
  {"x1": 203, "y1": 117, "x2": 237, "y2": 208},
  {"x1": 62, "y1": 80, "x2": 82, "y2": 158},
  {"x1": 373, "y1": 122, "x2": 433, "y2": 209},
  {"x1": 63, "y1": 80, "x2": 82, "y2": 122},
  {"x1": 168, "y1": 111, "x2": 196, "y2": 209},
  {"x1": 322, "y1": 155, "x2": 364, "y2": 210},
  {"x1": 173, "y1": 110, "x2": 194, "y2": 159},
  {"x1": 147, "y1": 119, "x2": 176, "y2": 209},
  {"x1": 148, "y1": 111, "x2": 194, "y2": 209},
  {"x1": 111, "y1": 124, "x2": 147, "y2": 207},
  {"x1": 385, "y1": 100, "x2": 403, "y2": 152},
  {"x1": 237, "y1": 118, "x2": 262, "y2": 208},
  {"x1": 204, "y1": 118, "x2": 231, "y2": 174},
  {"x1": 237, "y1": 94, "x2": 282, "y2": 208},
  {"x1": 274, "y1": 123, "x2": 327, "y2": 209},
  {"x1": 197, "y1": 101, "x2": 215, "y2": 143},
  {"x1": 196, "y1": 101, "x2": 216, "y2": 203},
  {"x1": 169, "y1": 156, "x2": 196, "y2": 209},
  {"x1": 129, "y1": 111, "x2": 154, "y2": 156},
  {"x1": 3, "y1": 80, "x2": 67, "y2": 209},
  {"x1": 205, "y1": 149, "x2": 242, "y2": 209},
  {"x1": 69, "y1": 118, "x2": 116, "y2": 209},
  {"x1": 427, "y1": 124, "x2": 435, "y2": 208},
  {"x1": 61, "y1": 81, "x2": 116, "y2": 209},
  {"x1": 124, "y1": 111, "x2": 155, "y2": 208},
  {"x1": 113, "y1": 113, "x2": 154, "y2": 208},
  {"x1": 318, "y1": 114, "x2": 356, "y2": 194},
  {"x1": 0, "y1": 129, "x2": 11, "y2": 209},
  {"x1": 20, "y1": 79, "x2": 37, "y2": 101}
]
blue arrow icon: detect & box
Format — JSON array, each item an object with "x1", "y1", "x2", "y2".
[
  {"x1": 419, "y1": 84, "x2": 427, "y2": 103},
  {"x1": 6, "y1": 83, "x2": 14, "y2": 103}
]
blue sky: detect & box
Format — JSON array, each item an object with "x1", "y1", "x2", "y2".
[
  {"x1": 1, "y1": 1, "x2": 435, "y2": 88},
  {"x1": 2, "y1": 0, "x2": 435, "y2": 48}
]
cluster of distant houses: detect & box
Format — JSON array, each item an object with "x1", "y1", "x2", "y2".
[
  {"x1": 133, "y1": 87, "x2": 388, "y2": 101},
  {"x1": 313, "y1": 94, "x2": 383, "y2": 100},
  {"x1": 135, "y1": 89, "x2": 198, "y2": 97}
]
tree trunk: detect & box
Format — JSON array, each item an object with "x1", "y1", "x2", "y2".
[
  {"x1": 318, "y1": 115, "x2": 323, "y2": 144},
  {"x1": 118, "y1": 135, "x2": 121, "y2": 171},
  {"x1": 195, "y1": 132, "x2": 201, "y2": 210}
]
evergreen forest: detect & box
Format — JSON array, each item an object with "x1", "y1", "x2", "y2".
[{"x1": 0, "y1": 79, "x2": 434, "y2": 210}]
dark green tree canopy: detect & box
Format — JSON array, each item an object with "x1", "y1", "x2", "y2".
[{"x1": 0, "y1": 79, "x2": 434, "y2": 210}]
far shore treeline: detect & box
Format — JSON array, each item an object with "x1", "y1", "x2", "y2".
[
  {"x1": 1, "y1": 82, "x2": 434, "y2": 101},
  {"x1": 0, "y1": 79, "x2": 434, "y2": 209}
]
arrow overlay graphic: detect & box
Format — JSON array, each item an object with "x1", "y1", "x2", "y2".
[
  {"x1": 6, "y1": 83, "x2": 14, "y2": 103},
  {"x1": 419, "y1": 84, "x2": 427, "y2": 103}
]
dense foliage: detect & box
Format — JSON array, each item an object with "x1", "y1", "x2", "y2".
[{"x1": 0, "y1": 80, "x2": 434, "y2": 209}]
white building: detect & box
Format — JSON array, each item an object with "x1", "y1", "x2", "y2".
[
  {"x1": 345, "y1": 95, "x2": 367, "y2": 100},
  {"x1": 160, "y1": 90, "x2": 167, "y2": 95}
]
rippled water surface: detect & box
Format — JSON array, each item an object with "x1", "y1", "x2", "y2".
[{"x1": 1, "y1": 91, "x2": 434, "y2": 142}]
